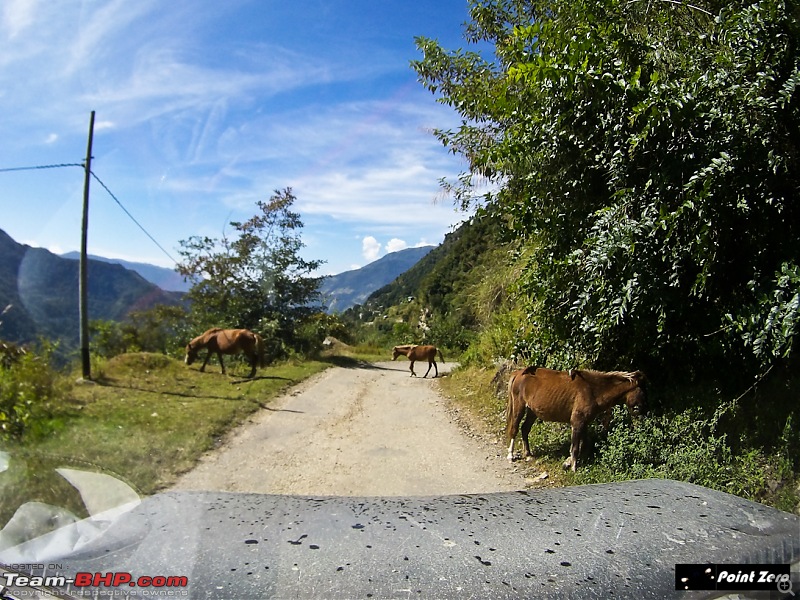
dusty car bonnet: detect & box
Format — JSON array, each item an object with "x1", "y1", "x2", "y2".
[{"x1": 1, "y1": 478, "x2": 798, "y2": 599}]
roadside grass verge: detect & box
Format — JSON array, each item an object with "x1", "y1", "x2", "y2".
[
  {"x1": 1, "y1": 352, "x2": 334, "y2": 525},
  {"x1": 321, "y1": 340, "x2": 391, "y2": 364},
  {"x1": 438, "y1": 364, "x2": 800, "y2": 513}
]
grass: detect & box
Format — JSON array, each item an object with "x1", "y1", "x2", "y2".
[
  {"x1": 321, "y1": 339, "x2": 392, "y2": 363},
  {"x1": 0, "y1": 352, "x2": 336, "y2": 525}
]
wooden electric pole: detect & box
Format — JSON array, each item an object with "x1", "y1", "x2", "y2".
[{"x1": 79, "y1": 110, "x2": 95, "y2": 380}]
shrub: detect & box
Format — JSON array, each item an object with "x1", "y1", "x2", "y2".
[
  {"x1": 0, "y1": 342, "x2": 67, "y2": 441},
  {"x1": 576, "y1": 402, "x2": 797, "y2": 508}
]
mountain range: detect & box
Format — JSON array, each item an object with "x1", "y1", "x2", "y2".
[
  {"x1": 0, "y1": 228, "x2": 434, "y2": 347},
  {"x1": 57, "y1": 246, "x2": 435, "y2": 313},
  {"x1": 319, "y1": 246, "x2": 434, "y2": 313},
  {"x1": 0, "y1": 229, "x2": 182, "y2": 349},
  {"x1": 60, "y1": 252, "x2": 191, "y2": 292}
]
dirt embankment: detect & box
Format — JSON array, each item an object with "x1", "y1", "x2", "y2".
[{"x1": 171, "y1": 361, "x2": 527, "y2": 496}]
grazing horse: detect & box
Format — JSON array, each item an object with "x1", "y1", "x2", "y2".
[
  {"x1": 185, "y1": 328, "x2": 265, "y2": 378},
  {"x1": 392, "y1": 344, "x2": 445, "y2": 378},
  {"x1": 506, "y1": 366, "x2": 647, "y2": 471}
]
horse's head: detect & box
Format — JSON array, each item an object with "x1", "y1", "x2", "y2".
[
  {"x1": 623, "y1": 371, "x2": 648, "y2": 417},
  {"x1": 391, "y1": 346, "x2": 399, "y2": 361},
  {"x1": 185, "y1": 342, "x2": 198, "y2": 365}
]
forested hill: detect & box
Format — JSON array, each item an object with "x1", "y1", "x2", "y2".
[
  {"x1": 341, "y1": 213, "x2": 512, "y2": 354},
  {"x1": 363, "y1": 215, "x2": 503, "y2": 315},
  {"x1": 0, "y1": 229, "x2": 182, "y2": 349},
  {"x1": 320, "y1": 246, "x2": 434, "y2": 313}
]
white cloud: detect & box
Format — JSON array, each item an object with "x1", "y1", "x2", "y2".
[
  {"x1": 94, "y1": 120, "x2": 116, "y2": 131},
  {"x1": 386, "y1": 238, "x2": 408, "y2": 253},
  {"x1": 362, "y1": 236, "x2": 381, "y2": 261}
]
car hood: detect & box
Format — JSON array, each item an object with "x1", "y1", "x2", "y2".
[{"x1": 1, "y1": 479, "x2": 798, "y2": 599}]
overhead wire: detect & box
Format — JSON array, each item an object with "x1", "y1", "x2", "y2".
[
  {"x1": 0, "y1": 161, "x2": 179, "y2": 267},
  {"x1": 0, "y1": 162, "x2": 83, "y2": 173},
  {"x1": 89, "y1": 171, "x2": 178, "y2": 266}
]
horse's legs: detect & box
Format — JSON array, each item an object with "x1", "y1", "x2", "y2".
[
  {"x1": 200, "y1": 351, "x2": 212, "y2": 372},
  {"x1": 247, "y1": 352, "x2": 257, "y2": 378},
  {"x1": 506, "y1": 401, "x2": 526, "y2": 461},
  {"x1": 217, "y1": 352, "x2": 226, "y2": 375},
  {"x1": 409, "y1": 361, "x2": 416, "y2": 377},
  {"x1": 565, "y1": 423, "x2": 586, "y2": 471},
  {"x1": 432, "y1": 360, "x2": 438, "y2": 377},
  {"x1": 423, "y1": 361, "x2": 434, "y2": 378},
  {"x1": 520, "y1": 408, "x2": 536, "y2": 460}
]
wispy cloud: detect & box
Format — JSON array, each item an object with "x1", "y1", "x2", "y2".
[
  {"x1": 1, "y1": 0, "x2": 469, "y2": 276},
  {"x1": 2, "y1": 0, "x2": 36, "y2": 39}
]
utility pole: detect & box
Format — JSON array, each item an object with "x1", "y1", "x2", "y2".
[{"x1": 79, "y1": 111, "x2": 95, "y2": 380}]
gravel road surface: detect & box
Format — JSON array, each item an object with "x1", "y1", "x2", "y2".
[{"x1": 171, "y1": 361, "x2": 527, "y2": 496}]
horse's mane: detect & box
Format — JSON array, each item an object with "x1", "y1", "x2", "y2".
[{"x1": 577, "y1": 369, "x2": 641, "y2": 383}]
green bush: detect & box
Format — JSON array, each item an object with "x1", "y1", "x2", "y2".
[
  {"x1": 575, "y1": 402, "x2": 797, "y2": 508},
  {"x1": 0, "y1": 342, "x2": 67, "y2": 441}
]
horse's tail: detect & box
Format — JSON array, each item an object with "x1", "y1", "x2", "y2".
[
  {"x1": 437, "y1": 348, "x2": 445, "y2": 364},
  {"x1": 254, "y1": 333, "x2": 266, "y2": 367}
]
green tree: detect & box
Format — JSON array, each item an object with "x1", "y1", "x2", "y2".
[
  {"x1": 89, "y1": 319, "x2": 134, "y2": 358},
  {"x1": 414, "y1": 0, "x2": 800, "y2": 379},
  {"x1": 177, "y1": 188, "x2": 324, "y2": 354},
  {"x1": 128, "y1": 305, "x2": 191, "y2": 356}
]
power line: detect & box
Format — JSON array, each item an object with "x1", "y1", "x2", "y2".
[
  {"x1": 1, "y1": 160, "x2": 179, "y2": 267},
  {"x1": 0, "y1": 162, "x2": 83, "y2": 173},
  {"x1": 89, "y1": 171, "x2": 179, "y2": 266}
]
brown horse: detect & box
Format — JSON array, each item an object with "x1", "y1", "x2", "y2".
[
  {"x1": 185, "y1": 328, "x2": 265, "y2": 378},
  {"x1": 506, "y1": 366, "x2": 647, "y2": 471},
  {"x1": 392, "y1": 344, "x2": 445, "y2": 378}
]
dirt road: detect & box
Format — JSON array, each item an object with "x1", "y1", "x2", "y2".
[{"x1": 171, "y1": 361, "x2": 527, "y2": 496}]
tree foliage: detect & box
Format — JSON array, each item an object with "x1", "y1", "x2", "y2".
[
  {"x1": 90, "y1": 305, "x2": 191, "y2": 358},
  {"x1": 177, "y1": 188, "x2": 325, "y2": 355},
  {"x1": 414, "y1": 0, "x2": 800, "y2": 378}
]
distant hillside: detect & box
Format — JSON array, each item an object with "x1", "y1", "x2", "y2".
[
  {"x1": 363, "y1": 215, "x2": 503, "y2": 314},
  {"x1": 320, "y1": 246, "x2": 434, "y2": 313},
  {"x1": 61, "y1": 252, "x2": 191, "y2": 292},
  {"x1": 0, "y1": 229, "x2": 183, "y2": 350}
]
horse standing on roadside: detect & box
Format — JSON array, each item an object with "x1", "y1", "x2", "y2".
[
  {"x1": 391, "y1": 344, "x2": 445, "y2": 378},
  {"x1": 506, "y1": 366, "x2": 647, "y2": 471},
  {"x1": 185, "y1": 328, "x2": 265, "y2": 378}
]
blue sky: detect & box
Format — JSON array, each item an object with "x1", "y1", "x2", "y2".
[{"x1": 0, "y1": 0, "x2": 472, "y2": 275}]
